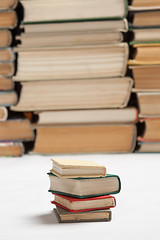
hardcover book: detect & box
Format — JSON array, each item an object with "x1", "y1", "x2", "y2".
[
  {"x1": 20, "y1": 0, "x2": 128, "y2": 23},
  {"x1": 51, "y1": 194, "x2": 116, "y2": 212},
  {"x1": 50, "y1": 158, "x2": 106, "y2": 178},
  {"x1": 32, "y1": 123, "x2": 137, "y2": 154},
  {"x1": 54, "y1": 206, "x2": 112, "y2": 223},
  {"x1": 48, "y1": 172, "x2": 121, "y2": 198}
]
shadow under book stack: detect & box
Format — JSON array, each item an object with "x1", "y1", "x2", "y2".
[
  {"x1": 11, "y1": 0, "x2": 137, "y2": 154},
  {"x1": 48, "y1": 159, "x2": 121, "y2": 223},
  {"x1": 0, "y1": 0, "x2": 34, "y2": 157},
  {"x1": 128, "y1": 0, "x2": 160, "y2": 152}
]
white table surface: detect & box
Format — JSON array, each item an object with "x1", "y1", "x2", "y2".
[{"x1": 0, "y1": 153, "x2": 160, "y2": 240}]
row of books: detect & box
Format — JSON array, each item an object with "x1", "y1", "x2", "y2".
[
  {"x1": 48, "y1": 159, "x2": 120, "y2": 223},
  {"x1": 128, "y1": 0, "x2": 160, "y2": 152},
  {"x1": 0, "y1": 0, "x2": 35, "y2": 156},
  {"x1": 1, "y1": 0, "x2": 160, "y2": 155}
]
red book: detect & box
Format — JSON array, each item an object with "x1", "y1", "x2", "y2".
[{"x1": 51, "y1": 193, "x2": 116, "y2": 213}]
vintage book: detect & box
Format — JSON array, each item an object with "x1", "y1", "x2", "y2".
[
  {"x1": 20, "y1": 0, "x2": 127, "y2": 23},
  {"x1": 21, "y1": 19, "x2": 128, "y2": 34},
  {"x1": 50, "y1": 159, "x2": 106, "y2": 178},
  {"x1": 130, "y1": 65, "x2": 160, "y2": 90},
  {"x1": 0, "y1": 91, "x2": 17, "y2": 106},
  {"x1": 0, "y1": 30, "x2": 12, "y2": 48},
  {"x1": 35, "y1": 107, "x2": 138, "y2": 125},
  {"x1": 14, "y1": 43, "x2": 128, "y2": 81},
  {"x1": 129, "y1": 0, "x2": 160, "y2": 11},
  {"x1": 0, "y1": 142, "x2": 24, "y2": 156},
  {"x1": 137, "y1": 92, "x2": 160, "y2": 117},
  {"x1": 128, "y1": 44, "x2": 160, "y2": 65},
  {"x1": 130, "y1": 10, "x2": 160, "y2": 28},
  {"x1": 0, "y1": 119, "x2": 34, "y2": 141},
  {"x1": 51, "y1": 194, "x2": 116, "y2": 212},
  {"x1": 130, "y1": 29, "x2": 160, "y2": 45},
  {"x1": 16, "y1": 31, "x2": 124, "y2": 50},
  {"x1": 0, "y1": 11, "x2": 17, "y2": 29},
  {"x1": 137, "y1": 141, "x2": 160, "y2": 152},
  {"x1": 0, "y1": 62, "x2": 15, "y2": 76},
  {"x1": 48, "y1": 172, "x2": 121, "y2": 198},
  {"x1": 32, "y1": 124, "x2": 137, "y2": 154},
  {"x1": 0, "y1": 107, "x2": 8, "y2": 121},
  {"x1": 54, "y1": 206, "x2": 112, "y2": 223},
  {"x1": 0, "y1": 77, "x2": 14, "y2": 91},
  {"x1": 0, "y1": 0, "x2": 18, "y2": 10},
  {"x1": 138, "y1": 118, "x2": 160, "y2": 142},
  {"x1": 16, "y1": 19, "x2": 128, "y2": 50},
  {"x1": 0, "y1": 48, "x2": 15, "y2": 62},
  {"x1": 11, "y1": 77, "x2": 133, "y2": 111}
]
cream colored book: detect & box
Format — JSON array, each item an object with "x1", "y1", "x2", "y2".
[
  {"x1": 20, "y1": 0, "x2": 127, "y2": 23},
  {"x1": 13, "y1": 43, "x2": 128, "y2": 81},
  {"x1": 11, "y1": 77, "x2": 133, "y2": 111},
  {"x1": 50, "y1": 159, "x2": 106, "y2": 178}
]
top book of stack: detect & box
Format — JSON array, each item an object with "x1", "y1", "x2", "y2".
[{"x1": 20, "y1": 0, "x2": 128, "y2": 23}]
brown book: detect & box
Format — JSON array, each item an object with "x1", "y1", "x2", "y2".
[
  {"x1": 0, "y1": 0, "x2": 18, "y2": 10},
  {"x1": 32, "y1": 123, "x2": 137, "y2": 154},
  {"x1": 0, "y1": 77, "x2": 14, "y2": 91},
  {"x1": 128, "y1": 44, "x2": 160, "y2": 65},
  {"x1": 0, "y1": 107, "x2": 8, "y2": 121},
  {"x1": 0, "y1": 30, "x2": 12, "y2": 48},
  {"x1": 131, "y1": 10, "x2": 160, "y2": 27},
  {"x1": 54, "y1": 206, "x2": 111, "y2": 223},
  {"x1": 0, "y1": 62, "x2": 15, "y2": 76},
  {"x1": 14, "y1": 43, "x2": 128, "y2": 81},
  {"x1": 0, "y1": 11, "x2": 17, "y2": 29},
  {"x1": 0, "y1": 48, "x2": 15, "y2": 62},
  {"x1": 0, "y1": 119, "x2": 34, "y2": 141},
  {"x1": 138, "y1": 118, "x2": 160, "y2": 142},
  {"x1": 36, "y1": 107, "x2": 138, "y2": 125},
  {"x1": 137, "y1": 92, "x2": 160, "y2": 117},
  {"x1": 0, "y1": 91, "x2": 17, "y2": 106},
  {"x1": 0, "y1": 142, "x2": 24, "y2": 157},
  {"x1": 130, "y1": 65, "x2": 160, "y2": 90},
  {"x1": 129, "y1": 0, "x2": 160, "y2": 8},
  {"x1": 138, "y1": 142, "x2": 160, "y2": 152},
  {"x1": 11, "y1": 77, "x2": 133, "y2": 111}
]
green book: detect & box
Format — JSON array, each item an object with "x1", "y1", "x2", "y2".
[
  {"x1": 48, "y1": 173, "x2": 121, "y2": 199},
  {"x1": 21, "y1": 0, "x2": 128, "y2": 24}
]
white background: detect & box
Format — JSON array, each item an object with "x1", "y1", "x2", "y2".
[{"x1": 0, "y1": 153, "x2": 160, "y2": 240}]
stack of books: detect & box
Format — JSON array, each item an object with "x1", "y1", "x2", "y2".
[
  {"x1": 128, "y1": 0, "x2": 160, "y2": 152},
  {"x1": 8, "y1": 0, "x2": 138, "y2": 154},
  {"x1": 48, "y1": 159, "x2": 121, "y2": 223},
  {"x1": 0, "y1": 0, "x2": 34, "y2": 156}
]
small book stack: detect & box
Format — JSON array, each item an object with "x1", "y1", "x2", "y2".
[
  {"x1": 48, "y1": 159, "x2": 121, "y2": 223},
  {"x1": 0, "y1": 0, "x2": 34, "y2": 156},
  {"x1": 8, "y1": 0, "x2": 138, "y2": 154},
  {"x1": 128, "y1": 0, "x2": 160, "y2": 152}
]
